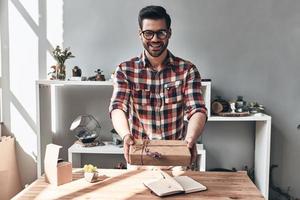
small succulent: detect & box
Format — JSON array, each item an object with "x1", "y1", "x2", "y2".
[{"x1": 83, "y1": 164, "x2": 97, "y2": 173}]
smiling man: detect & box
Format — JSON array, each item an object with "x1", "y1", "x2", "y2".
[{"x1": 109, "y1": 5, "x2": 207, "y2": 167}]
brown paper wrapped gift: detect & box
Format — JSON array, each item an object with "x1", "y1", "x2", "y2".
[
  {"x1": 44, "y1": 144, "x2": 72, "y2": 186},
  {"x1": 129, "y1": 140, "x2": 191, "y2": 166}
]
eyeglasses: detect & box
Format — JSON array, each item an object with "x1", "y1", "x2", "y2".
[{"x1": 140, "y1": 29, "x2": 169, "y2": 40}]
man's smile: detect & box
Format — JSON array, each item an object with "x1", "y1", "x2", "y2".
[{"x1": 149, "y1": 43, "x2": 163, "y2": 50}]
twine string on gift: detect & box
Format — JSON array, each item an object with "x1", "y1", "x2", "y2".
[{"x1": 132, "y1": 139, "x2": 162, "y2": 165}]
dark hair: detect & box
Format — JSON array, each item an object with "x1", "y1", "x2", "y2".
[{"x1": 138, "y1": 5, "x2": 171, "y2": 30}]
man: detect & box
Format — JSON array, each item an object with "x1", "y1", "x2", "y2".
[{"x1": 109, "y1": 5, "x2": 207, "y2": 166}]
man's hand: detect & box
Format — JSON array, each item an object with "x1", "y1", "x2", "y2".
[
  {"x1": 186, "y1": 140, "x2": 197, "y2": 165},
  {"x1": 123, "y1": 134, "x2": 134, "y2": 163}
]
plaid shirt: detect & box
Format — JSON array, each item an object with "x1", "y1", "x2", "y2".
[{"x1": 109, "y1": 51, "x2": 207, "y2": 140}]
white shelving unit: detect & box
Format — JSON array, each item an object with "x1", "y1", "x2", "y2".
[
  {"x1": 36, "y1": 80, "x2": 271, "y2": 199},
  {"x1": 209, "y1": 115, "x2": 271, "y2": 199},
  {"x1": 68, "y1": 143, "x2": 206, "y2": 171}
]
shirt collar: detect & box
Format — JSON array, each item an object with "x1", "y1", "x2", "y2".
[{"x1": 139, "y1": 50, "x2": 176, "y2": 71}]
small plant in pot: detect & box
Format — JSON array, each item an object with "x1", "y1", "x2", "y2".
[
  {"x1": 83, "y1": 164, "x2": 98, "y2": 182},
  {"x1": 51, "y1": 45, "x2": 75, "y2": 80}
]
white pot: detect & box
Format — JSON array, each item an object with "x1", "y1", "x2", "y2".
[{"x1": 84, "y1": 172, "x2": 98, "y2": 182}]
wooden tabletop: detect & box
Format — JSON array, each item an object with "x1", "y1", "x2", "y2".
[{"x1": 13, "y1": 169, "x2": 264, "y2": 200}]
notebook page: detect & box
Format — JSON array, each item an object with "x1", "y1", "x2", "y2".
[
  {"x1": 144, "y1": 178, "x2": 184, "y2": 196},
  {"x1": 173, "y1": 176, "x2": 207, "y2": 193}
]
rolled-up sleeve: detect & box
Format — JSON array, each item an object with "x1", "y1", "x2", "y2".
[
  {"x1": 184, "y1": 65, "x2": 207, "y2": 120},
  {"x1": 109, "y1": 65, "x2": 131, "y2": 117}
]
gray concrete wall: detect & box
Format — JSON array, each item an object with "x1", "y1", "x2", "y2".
[{"x1": 1, "y1": 0, "x2": 300, "y2": 198}]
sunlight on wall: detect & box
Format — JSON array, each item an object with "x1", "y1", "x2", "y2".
[
  {"x1": 10, "y1": 102, "x2": 37, "y2": 161},
  {"x1": 47, "y1": 51, "x2": 55, "y2": 79},
  {"x1": 47, "y1": 0, "x2": 63, "y2": 133},
  {"x1": 47, "y1": 0, "x2": 63, "y2": 47},
  {"x1": 0, "y1": 89, "x2": 2, "y2": 123},
  {"x1": 0, "y1": 30, "x2": 2, "y2": 77},
  {"x1": 0, "y1": 32, "x2": 2, "y2": 122},
  {"x1": 46, "y1": 0, "x2": 63, "y2": 80},
  {"x1": 8, "y1": 1, "x2": 38, "y2": 123},
  {"x1": 19, "y1": 0, "x2": 39, "y2": 25},
  {"x1": 51, "y1": 85, "x2": 57, "y2": 133}
]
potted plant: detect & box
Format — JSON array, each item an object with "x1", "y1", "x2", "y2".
[
  {"x1": 83, "y1": 164, "x2": 98, "y2": 182},
  {"x1": 51, "y1": 45, "x2": 75, "y2": 80}
]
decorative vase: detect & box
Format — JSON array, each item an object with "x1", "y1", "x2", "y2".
[
  {"x1": 84, "y1": 172, "x2": 98, "y2": 182},
  {"x1": 56, "y1": 63, "x2": 66, "y2": 80}
]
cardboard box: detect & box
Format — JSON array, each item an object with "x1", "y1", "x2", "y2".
[
  {"x1": 0, "y1": 136, "x2": 22, "y2": 200},
  {"x1": 129, "y1": 140, "x2": 191, "y2": 166},
  {"x1": 44, "y1": 144, "x2": 72, "y2": 186}
]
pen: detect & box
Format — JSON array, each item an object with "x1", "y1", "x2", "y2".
[{"x1": 160, "y1": 172, "x2": 166, "y2": 179}]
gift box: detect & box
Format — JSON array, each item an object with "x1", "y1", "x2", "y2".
[
  {"x1": 129, "y1": 140, "x2": 191, "y2": 166},
  {"x1": 44, "y1": 144, "x2": 72, "y2": 186}
]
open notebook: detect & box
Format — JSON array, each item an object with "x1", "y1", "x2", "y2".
[{"x1": 143, "y1": 171, "x2": 207, "y2": 197}]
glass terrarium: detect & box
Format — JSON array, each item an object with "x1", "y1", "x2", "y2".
[{"x1": 70, "y1": 115, "x2": 101, "y2": 143}]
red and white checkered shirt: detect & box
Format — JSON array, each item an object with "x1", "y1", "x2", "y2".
[{"x1": 109, "y1": 51, "x2": 207, "y2": 140}]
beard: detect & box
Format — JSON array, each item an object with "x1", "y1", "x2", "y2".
[{"x1": 143, "y1": 40, "x2": 168, "y2": 57}]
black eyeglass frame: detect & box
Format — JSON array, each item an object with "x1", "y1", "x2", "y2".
[{"x1": 140, "y1": 29, "x2": 169, "y2": 40}]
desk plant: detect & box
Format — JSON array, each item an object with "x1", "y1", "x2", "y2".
[
  {"x1": 83, "y1": 164, "x2": 98, "y2": 182},
  {"x1": 51, "y1": 45, "x2": 75, "y2": 80}
]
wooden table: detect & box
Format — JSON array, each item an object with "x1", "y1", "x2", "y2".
[{"x1": 13, "y1": 169, "x2": 264, "y2": 200}]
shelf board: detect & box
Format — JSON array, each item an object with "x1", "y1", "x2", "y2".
[
  {"x1": 69, "y1": 143, "x2": 123, "y2": 154},
  {"x1": 208, "y1": 114, "x2": 271, "y2": 121},
  {"x1": 37, "y1": 80, "x2": 211, "y2": 86},
  {"x1": 37, "y1": 80, "x2": 113, "y2": 86}
]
